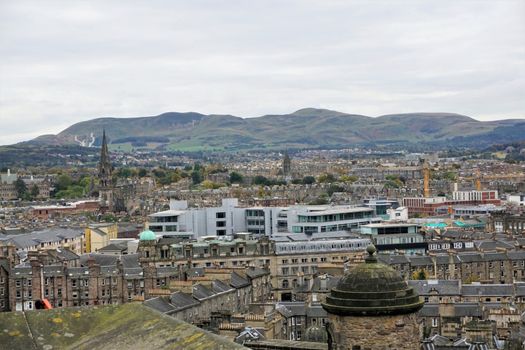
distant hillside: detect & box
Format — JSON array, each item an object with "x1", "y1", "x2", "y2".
[{"x1": 27, "y1": 108, "x2": 525, "y2": 152}]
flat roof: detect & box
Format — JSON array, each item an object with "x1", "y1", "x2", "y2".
[
  {"x1": 149, "y1": 210, "x2": 186, "y2": 217},
  {"x1": 296, "y1": 206, "x2": 372, "y2": 215},
  {"x1": 362, "y1": 222, "x2": 419, "y2": 228}
]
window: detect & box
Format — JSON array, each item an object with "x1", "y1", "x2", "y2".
[
  {"x1": 72, "y1": 280, "x2": 77, "y2": 287},
  {"x1": 216, "y1": 212, "x2": 226, "y2": 219}
]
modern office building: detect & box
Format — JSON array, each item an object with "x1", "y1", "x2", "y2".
[
  {"x1": 360, "y1": 222, "x2": 424, "y2": 254},
  {"x1": 147, "y1": 199, "x2": 382, "y2": 238},
  {"x1": 286, "y1": 205, "x2": 381, "y2": 235}
]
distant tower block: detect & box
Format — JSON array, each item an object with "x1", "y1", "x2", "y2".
[
  {"x1": 282, "y1": 151, "x2": 291, "y2": 177},
  {"x1": 322, "y1": 245, "x2": 424, "y2": 350},
  {"x1": 98, "y1": 130, "x2": 113, "y2": 211}
]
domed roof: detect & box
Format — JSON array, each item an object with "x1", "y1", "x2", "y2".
[
  {"x1": 139, "y1": 229, "x2": 156, "y2": 241},
  {"x1": 303, "y1": 325, "x2": 327, "y2": 343},
  {"x1": 322, "y1": 245, "x2": 424, "y2": 316}
]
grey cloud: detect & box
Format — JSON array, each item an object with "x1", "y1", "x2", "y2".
[{"x1": 0, "y1": 0, "x2": 523, "y2": 145}]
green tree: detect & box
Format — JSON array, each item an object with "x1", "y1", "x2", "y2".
[
  {"x1": 318, "y1": 173, "x2": 336, "y2": 183},
  {"x1": 191, "y1": 170, "x2": 203, "y2": 185},
  {"x1": 229, "y1": 171, "x2": 243, "y2": 184},
  {"x1": 302, "y1": 176, "x2": 316, "y2": 184},
  {"x1": 14, "y1": 178, "x2": 27, "y2": 199},
  {"x1": 340, "y1": 175, "x2": 358, "y2": 183},
  {"x1": 412, "y1": 269, "x2": 428, "y2": 280},
  {"x1": 30, "y1": 184, "x2": 40, "y2": 199},
  {"x1": 327, "y1": 184, "x2": 345, "y2": 196},
  {"x1": 309, "y1": 195, "x2": 329, "y2": 205},
  {"x1": 253, "y1": 175, "x2": 269, "y2": 186},
  {"x1": 138, "y1": 168, "x2": 148, "y2": 177},
  {"x1": 56, "y1": 174, "x2": 73, "y2": 191}
]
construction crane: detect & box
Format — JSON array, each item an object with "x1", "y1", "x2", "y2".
[
  {"x1": 475, "y1": 169, "x2": 482, "y2": 191},
  {"x1": 423, "y1": 160, "x2": 431, "y2": 198}
]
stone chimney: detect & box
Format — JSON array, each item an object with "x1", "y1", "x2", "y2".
[
  {"x1": 30, "y1": 257, "x2": 43, "y2": 302},
  {"x1": 319, "y1": 274, "x2": 328, "y2": 291}
]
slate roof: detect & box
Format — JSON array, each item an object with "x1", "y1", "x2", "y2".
[
  {"x1": 80, "y1": 253, "x2": 118, "y2": 267},
  {"x1": 419, "y1": 303, "x2": 482, "y2": 318},
  {"x1": 377, "y1": 254, "x2": 410, "y2": 265},
  {"x1": 410, "y1": 256, "x2": 434, "y2": 266},
  {"x1": 170, "y1": 291, "x2": 200, "y2": 310},
  {"x1": 123, "y1": 267, "x2": 143, "y2": 278},
  {"x1": 277, "y1": 302, "x2": 306, "y2": 317},
  {"x1": 507, "y1": 251, "x2": 525, "y2": 260},
  {"x1": 435, "y1": 255, "x2": 461, "y2": 265},
  {"x1": 461, "y1": 284, "x2": 514, "y2": 296},
  {"x1": 305, "y1": 304, "x2": 327, "y2": 318},
  {"x1": 54, "y1": 248, "x2": 80, "y2": 261},
  {"x1": 230, "y1": 272, "x2": 250, "y2": 288},
  {"x1": 192, "y1": 284, "x2": 215, "y2": 300},
  {"x1": 484, "y1": 252, "x2": 508, "y2": 261},
  {"x1": 42, "y1": 265, "x2": 64, "y2": 276},
  {"x1": 246, "y1": 267, "x2": 269, "y2": 279},
  {"x1": 457, "y1": 253, "x2": 483, "y2": 263},
  {"x1": 212, "y1": 279, "x2": 234, "y2": 293},
  {"x1": 97, "y1": 242, "x2": 127, "y2": 253},
  {"x1": 0, "y1": 228, "x2": 83, "y2": 250},
  {"x1": 144, "y1": 297, "x2": 177, "y2": 314},
  {"x1": 408, "y1": 280, "x2": 461, "y2": 295}
]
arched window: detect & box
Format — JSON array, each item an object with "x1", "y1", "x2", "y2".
[{"x1": 282, "y1": 279, "x2": 289, "y2": 289}]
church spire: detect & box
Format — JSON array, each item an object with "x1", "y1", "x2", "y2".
[
  {"x1": 98, "y1": 130, "x2": 114, "y2": 211},
  {"x1": 100, "y1": 130, "x2": 110, "y2": 166}
]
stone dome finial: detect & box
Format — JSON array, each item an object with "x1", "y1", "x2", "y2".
[
  {"x1": 365, "y1": 244, "x2": 377, "y2": 263},
  {"x1": 321, "y1": 243, "x2": 424, "y2": 316}
]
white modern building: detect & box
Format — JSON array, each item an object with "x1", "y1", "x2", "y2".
[
  {"x1": 147, "y1": 199, "x2": 382, "y2": 238},
  {"x1": 286, "y1": 205, "x2": 381, "y2": 235},
  {"x1": 508, "y1": 194, "x2": 525, "y2": 207},
  {"x1": 452, "y1": 190, "x2": 498, "y2": 201},
  {"x1": 359, "y1": 222, "x2": 424, "y2": 254},
  {"x1": 148, "y1": 198, "x2": 246, "y2": 237}
]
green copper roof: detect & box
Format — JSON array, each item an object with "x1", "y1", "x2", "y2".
[
  {"x1": 139, "y1": 229, "x2": 156, "y2": 241},
  {"x1": 322, "y1": 245, "x2": 424, "y2": 316}
]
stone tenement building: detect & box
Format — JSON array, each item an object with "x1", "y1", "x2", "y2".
[
  {"x1": 2, "y1": 247, "x2": 271, "y2": 315},
  {"x1": 379, "y1": 250, "x2": 525, "y2": 284},
  {"x1": 488, "y1": 212, "x2": 525, "y2": 234},
  {"x1": 136, "y1": 230, "x2": 370, "y2": 301},
  {"x1": 322, "y1": 245, "x2": 424, "y2": 350},
  {"x1": 0, "y1": 169, "x2": 52, "y2": 200}
]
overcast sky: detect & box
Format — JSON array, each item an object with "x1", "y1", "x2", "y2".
[{"x1": 0, "y1": 0, "x2": 524, "y2": 145}]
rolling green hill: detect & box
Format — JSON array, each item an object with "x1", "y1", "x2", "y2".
[{"x1": 28, "y1": 108, "x2": 525, "y2": 151}]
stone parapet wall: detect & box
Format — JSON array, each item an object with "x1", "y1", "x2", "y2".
[{"x1": 329, "y1": 313, "x2": 421, "y2": 350}]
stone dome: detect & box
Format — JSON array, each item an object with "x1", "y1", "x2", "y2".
[
  {"x1": 322, "y1": 245, "x2": 424, "y2": 316},
  {"x1": 139, "y1": 229, "x2": 156, "y2": 241},
  {"x1": 303, "y1": 325, "x2": 328, "y2": 343}
]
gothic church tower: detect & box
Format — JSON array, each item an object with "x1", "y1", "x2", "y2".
[{"x1": 98, "y1": 130, "x2": 113, "y2": 211}]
